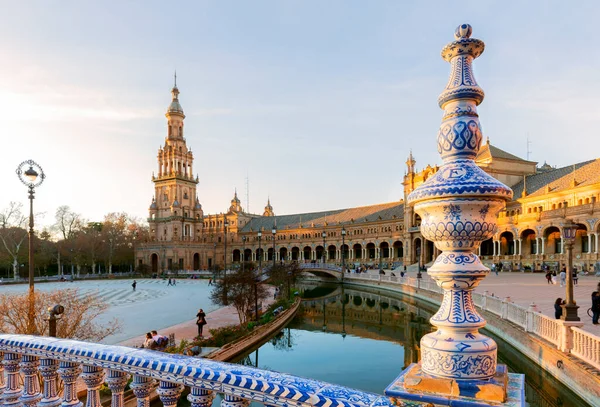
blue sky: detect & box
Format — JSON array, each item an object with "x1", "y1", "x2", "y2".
[{"x1": 1, "y1": 1, "x2": 599, "y2": 227}]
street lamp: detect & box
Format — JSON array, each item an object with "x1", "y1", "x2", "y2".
[
  {"x1": 223, "y1": 217, "x2": 229, "y2": 305},
  {"x1": 213, "y1": 242, "x2": 216, "y2": 278},
  {"x1": 16, "y1": 159, "x2": 45, "y2": 334},
  {"x1": 561, "y1": 221, "x2": 580, "y2": 321},
  {"x1": 272, "y1": 225, "x2": 277, "y2": 268},
  {"x1": 341, "y1": 227, "x2": 346, "y2": 282},
  {"x1": 242, "y1": 236, "x2": 247, "y2": 273},
  {"x1": 322, "y1": 231, "x2": 327, "y2": 264},
  {"x1": 255, "y1": 231, "x2": 262, "y2": 322}
]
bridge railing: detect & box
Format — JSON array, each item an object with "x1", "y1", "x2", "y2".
[
  {"x1": 298, "y1": 263, "x2": 343, "y2": 272},
  {"x1": 0, "y1": 334, "x2": 393, "y2": 407},
  {"x1": 344, "y1": 273, "x2": 600, "y2": 371}
]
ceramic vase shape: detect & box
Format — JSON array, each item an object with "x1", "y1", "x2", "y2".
[{"x1": 407, "y1": 24, "x2": 513, "y2": 380}]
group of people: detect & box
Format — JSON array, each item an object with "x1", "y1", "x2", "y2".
[
  {"x1": 545, "y1": 266, "x2": 579, "y2": 287},
  {"x1": 142, "y1": 330, "x2": 169, "y2": 349},
  {"x1": 555, "y1": 282, "x2": 600, "y2": 324}
]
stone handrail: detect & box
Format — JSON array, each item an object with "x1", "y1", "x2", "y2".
[
  {"x1": 570, "y1": 327, "x2": 600, "y2": 371},
  {"x1": 345, "y1": 273, "x2": 599, "y2": 370},
  {"x1": 298, "y1": 263, "x2": 342, "y2": 272},
  {"x1": 0, "y1": 334, "x2": 393, "y2": 407}
]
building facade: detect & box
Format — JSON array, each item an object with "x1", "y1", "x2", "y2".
[{"x1": 136, "y1": 86, "x2": 600, "y2": 274}]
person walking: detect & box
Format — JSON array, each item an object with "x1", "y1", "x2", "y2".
[
  {"x1": 167, "y1": 278, "x2": 172, "y2": 286},
  {"x1": 196, "y1": 309, "x2": 207, "y2": 337},
  {"x1": 592, "y1": 291, "x2": 600, "y2": 325},
  {"x1": 559, "y1": 269, "x2": 566, "y2": 287},
  {"x1": 573, "y1": 268, "x2": 579, "y2": 286},
  {"x1": 554, "y1": 298, "x2": 565, "y2": 319},
  {"x1": 132, "y1": 280, "x2": 137, "y2": 291},
  {"x1": 545, "y1": 270, "x2": 552, "y2": 284}
]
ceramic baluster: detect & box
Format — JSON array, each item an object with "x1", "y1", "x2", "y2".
[
  {"x1": 58, "y1": 361, "x2": 83, "y2": 407},
  {"x1": 81, "y1": 365, "x2": 105, "y2": 407},
  {"x1": 187, "y1": 387, "x2": 215, "y2": 407},
  {"x1": 0, "y1": 351, "x2": 5, "y2": 396},
  {"x1": 39, "y1": 358, "x2": 61, "y2": 407},
  {"x1": 130, "y1": 375, "x2": 155, "y2": 407},
  {"x1": 2, "y1": 352, "x2": 23, "y2": 407},
  {"x1": 407, "y1": 24, "x2": 512, "y2": 380},
  {"x1": 221, "y1": 394, "x2": 249, "y2": 407},
  {"x1": 106, "y1": 370, "x2": 131, "y2": 407},
  {"x1": 19, "y1": 355, "x2": 42, "y2": 407},
  {"x1": 157, "y1": 380, "x2": 184, "y2": 407}
]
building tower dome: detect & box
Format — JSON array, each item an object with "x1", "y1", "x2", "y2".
[
  {"x1": 166, "y1": 72, "x2": 185, "y2": 118},
  {"x1": 263, "y1": 198, "x2": 275, "y2": 217},
  {"x1": 229, "y1": 190, "x2": 243, "y2": 213},
  {"x1": 406, "y1": 150, "x2": 416, "y2": 173}
]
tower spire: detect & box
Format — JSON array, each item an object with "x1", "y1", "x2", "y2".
[{"x1": 174, "y1": 70, "x2": 177, "y2": 88}]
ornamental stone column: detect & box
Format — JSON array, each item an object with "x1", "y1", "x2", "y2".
[
  {"x1": 106, "y1": 370, "x2": 130, "y2": 407},
  {"x1": 406, "y1": 24, "x2": 512, "y2": 380},
  {"x1": 19, "y1": 355, "x2": 42, "y2": 407},
  {"x1": 0, "y1": 351, "x2": 5, "y2": 396},
  {"x1": 2, "y1": 352, "x2": 23, "y2": 407},
  {"x1": 39, "y1": 359, "x2": 61, "y2": 407},
  {"x1": 130, "y1": 375, "x2": 155, "y2": 407},
  {"x1": 58, "y1": 361, "x2": 83, "y2": 407},
  {"x1": 81, "y1": 365, "x2": 105, "y2": 407},
  {"x1": 187, "y1": 387, "x2": 214, "y2": 407}
]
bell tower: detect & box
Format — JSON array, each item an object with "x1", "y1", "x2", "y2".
[{"x1": 149, "y1": 76, "x2": 203, "y2": 242}]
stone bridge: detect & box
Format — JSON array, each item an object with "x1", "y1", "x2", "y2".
[{"x1": 297, "y1": 263, "x2": 344, "y2": 280}]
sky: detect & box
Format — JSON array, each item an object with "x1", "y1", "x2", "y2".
[{"x1": 1, "y1": 1, "x2": 600, "y2": 228}]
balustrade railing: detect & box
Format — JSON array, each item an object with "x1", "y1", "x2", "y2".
[
  {"x1": 570, "y1": 327, "x2": 600, "y2": 370},
  {"x1": 344, "y1": 272, "x2": 600, "y2": 370},
  {"x1": 0, "y1": 335, "x2": 393, "y2": 407}
]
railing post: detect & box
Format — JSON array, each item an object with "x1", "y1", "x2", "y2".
[
  {"x1": 58, "y1": 361, "x2": 83, "y2": 407},
  {"x1": 2, "y1": 352, "x2": 23, "y2": 407},
  {"x1": 39, "y1": 359, "x2": 61, "y2": 407},
  {"x1": 187, "y1": 387, "x2": 215, "y2": 407},
  {"x1": 82, "y1": 365, "x2": 105, "y2": 407},
  {"x1": 131, "y1": 375, "x2": 155, "y2": 407},
  {"x1": 19, "y1": 355, "x2": 42, "y2": 407},
  {"x1": 157, "y1": 381, "x2": 184, "y2": 407},
  {"x1": 526, "y1": 303, "x2": 538, "y2": 333},
  {"x1": 559, "y1": 321, "x2": 585, "y2": 353},
  {"x1": 481, "y1": 291, "x2": 488, "y2": 311},
  {"x1": 106, "y1": 370, "x2": 130, "y2": 407},
  {"x1": 221, "y1": 394, "x2": 250, "y2": 407},
  {"x1": 0, "y1": 351, "x2": 5, "y2": 397}
]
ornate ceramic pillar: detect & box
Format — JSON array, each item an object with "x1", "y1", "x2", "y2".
[
  {"x1": 2, "y1": 352, "x2": 23, "y2": 407},
  {"x1": 39, "y1": 359, "x2": 61, "y2": 407},
  {"x1": 0, "y1": 351, "x2": 5, "y2": 396},
  {"x1": 81, "y1": 365, "x2": 105, "y2": 407},
  {"x1": 130, "y1": 375, "x2": 155, "y2": 407},
  {"x1": 19, "y1": 355, "x2": 42, "y2": 407},
  {"x1": 156, "y1": 381, "x2": 183, "y2": 407},
  {"x1": 106, "y1": 370, "x2": 130, "y2": 407},
  {"x1": 406, "y1": 24, "x2": 512, "y2": 380},
  {"x1": 187, "y1": 387, "x2": 215, "y2": 407},
  {"x1": 221, "y1": 394, "x2": 249, "y2": 407},
  {"x1": 58, "y1": 361, "x2": 83, "y2": 407}
]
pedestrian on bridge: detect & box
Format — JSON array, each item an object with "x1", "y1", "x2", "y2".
[{"x1": 132, "y1": 280, "x2": 137, "y2": 291}]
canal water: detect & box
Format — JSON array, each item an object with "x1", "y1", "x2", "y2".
[{"x1": 233, "y1": 282, "x2": 589, "y2": 407}]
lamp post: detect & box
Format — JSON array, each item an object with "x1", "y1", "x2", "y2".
[
  {"x1": 561, "y1": 221, "x2": 580, "y2": 321},
  {"x1": 322, "y1": 231, "x2": 327, "y2": 264},
  {"x1": 255, "y1": 231, "x2": 262, "y2": 322},
  {"x1": 16, "y1": 159, "x2": 45, "y2": 334},
  {"x1": 223, "y1": 217, "x2": 229, "y2": 305},
  {"x1": 272, "y1": 225, "x2": 276, "y2": 268},
  {"x1": 341, "y1": 227, "x2": 346, "y2": 282},
  {"x1": 213, "y1": 242, "x2": 216, "y2": 278},
  {"x1": 242, "y1": 236, "x2": 247, "y2": 273}
]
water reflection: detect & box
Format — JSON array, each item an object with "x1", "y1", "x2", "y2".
[{"x1": 235, "y1": 282, "x2": 588, "y2": 407}]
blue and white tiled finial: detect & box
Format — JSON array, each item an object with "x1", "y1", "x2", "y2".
[
  {"x1": 437, "y1": 24, "x2": 486, "y2": 162},
  {"x1": 407, "y1": 25, "x2": 512, "y2": 381}
]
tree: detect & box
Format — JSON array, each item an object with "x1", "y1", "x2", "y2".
[
  {"x1": 53, "y1": 206, "x2": 82, "y2": 276},
  {"x1": 0, "y1": 202, "x2": 28, "y2": 280},
  {"x1": 0, "y1": 289, "x2": 120, "y2": 341},
  {"x1": 268, "y1": 263, "x2": 300, "y2": 298},
  {"x1": 102, "y1": 213, "x2": 129, "y2": 274},
  {"x1": 210, "y1": 264, "x2": 270, "y2": 325}
]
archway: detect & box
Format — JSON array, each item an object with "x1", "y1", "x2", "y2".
[
  {"x1": 425, "y1": 240, "x2": 434, "y2": 263},
  {"x1": 393, "y1": 241, "x2": 403, "y2": 258},
  {"x1": 232, "y1": 249, "x2": 241, "y2": 263},
  {"x1": 243, "y1": 248, "x2": 252, "y2": 262},
  {"x1": 291, "y1": 247, "x2": 300, "y2": 261},
  {"x1": 256, "y1": 248, "x2": 264, "y2": 263},
  {"x1": 328, "y1": 245, "x2": 336, "y2": 260},
  {"x1": 316, "y1": 245, "x2": 325, "y2": 261},
  {"x1": 279, "y1": 247, "x2": 288, "y2": 262},
  {"x1": 380, "y1": 242, "x2": 390, "y2": 258},
  {"x1": 575, "y1": 223, "x2": 589, "y2": 254},
  {"x1": 151, "y1": 253, "x2": 158, "y2": 274},
  {"x1": 193, "y1": 253, "x2": 200, "y2": 271},
  {"x1": 366, "y1": 243, "x2": 376, "y2": 259},
  {"x1": 303, "y1": 246, "x2": 312, "y2": 261},
  {"x1": 267, "y1": 248, "x2": 274, "y2": 261},
  {"x1": 520, "y1": 229, "x2": 536, "y2": 255},
  {"x1": 480, "y1": 238, "x2": 493, "y2": 256},
  {"x1": 353, "y1": 243, "x2": 362, "y2": 259},
  {"x1": 499, "y1": 231, "x2": 514, "y2": 255},
  {"x1": 340, "y1": 244, "x2": 349, "y2": 260},
  {"x1": 544, "y1": 226, "x2": 561, "y2": 255}
]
